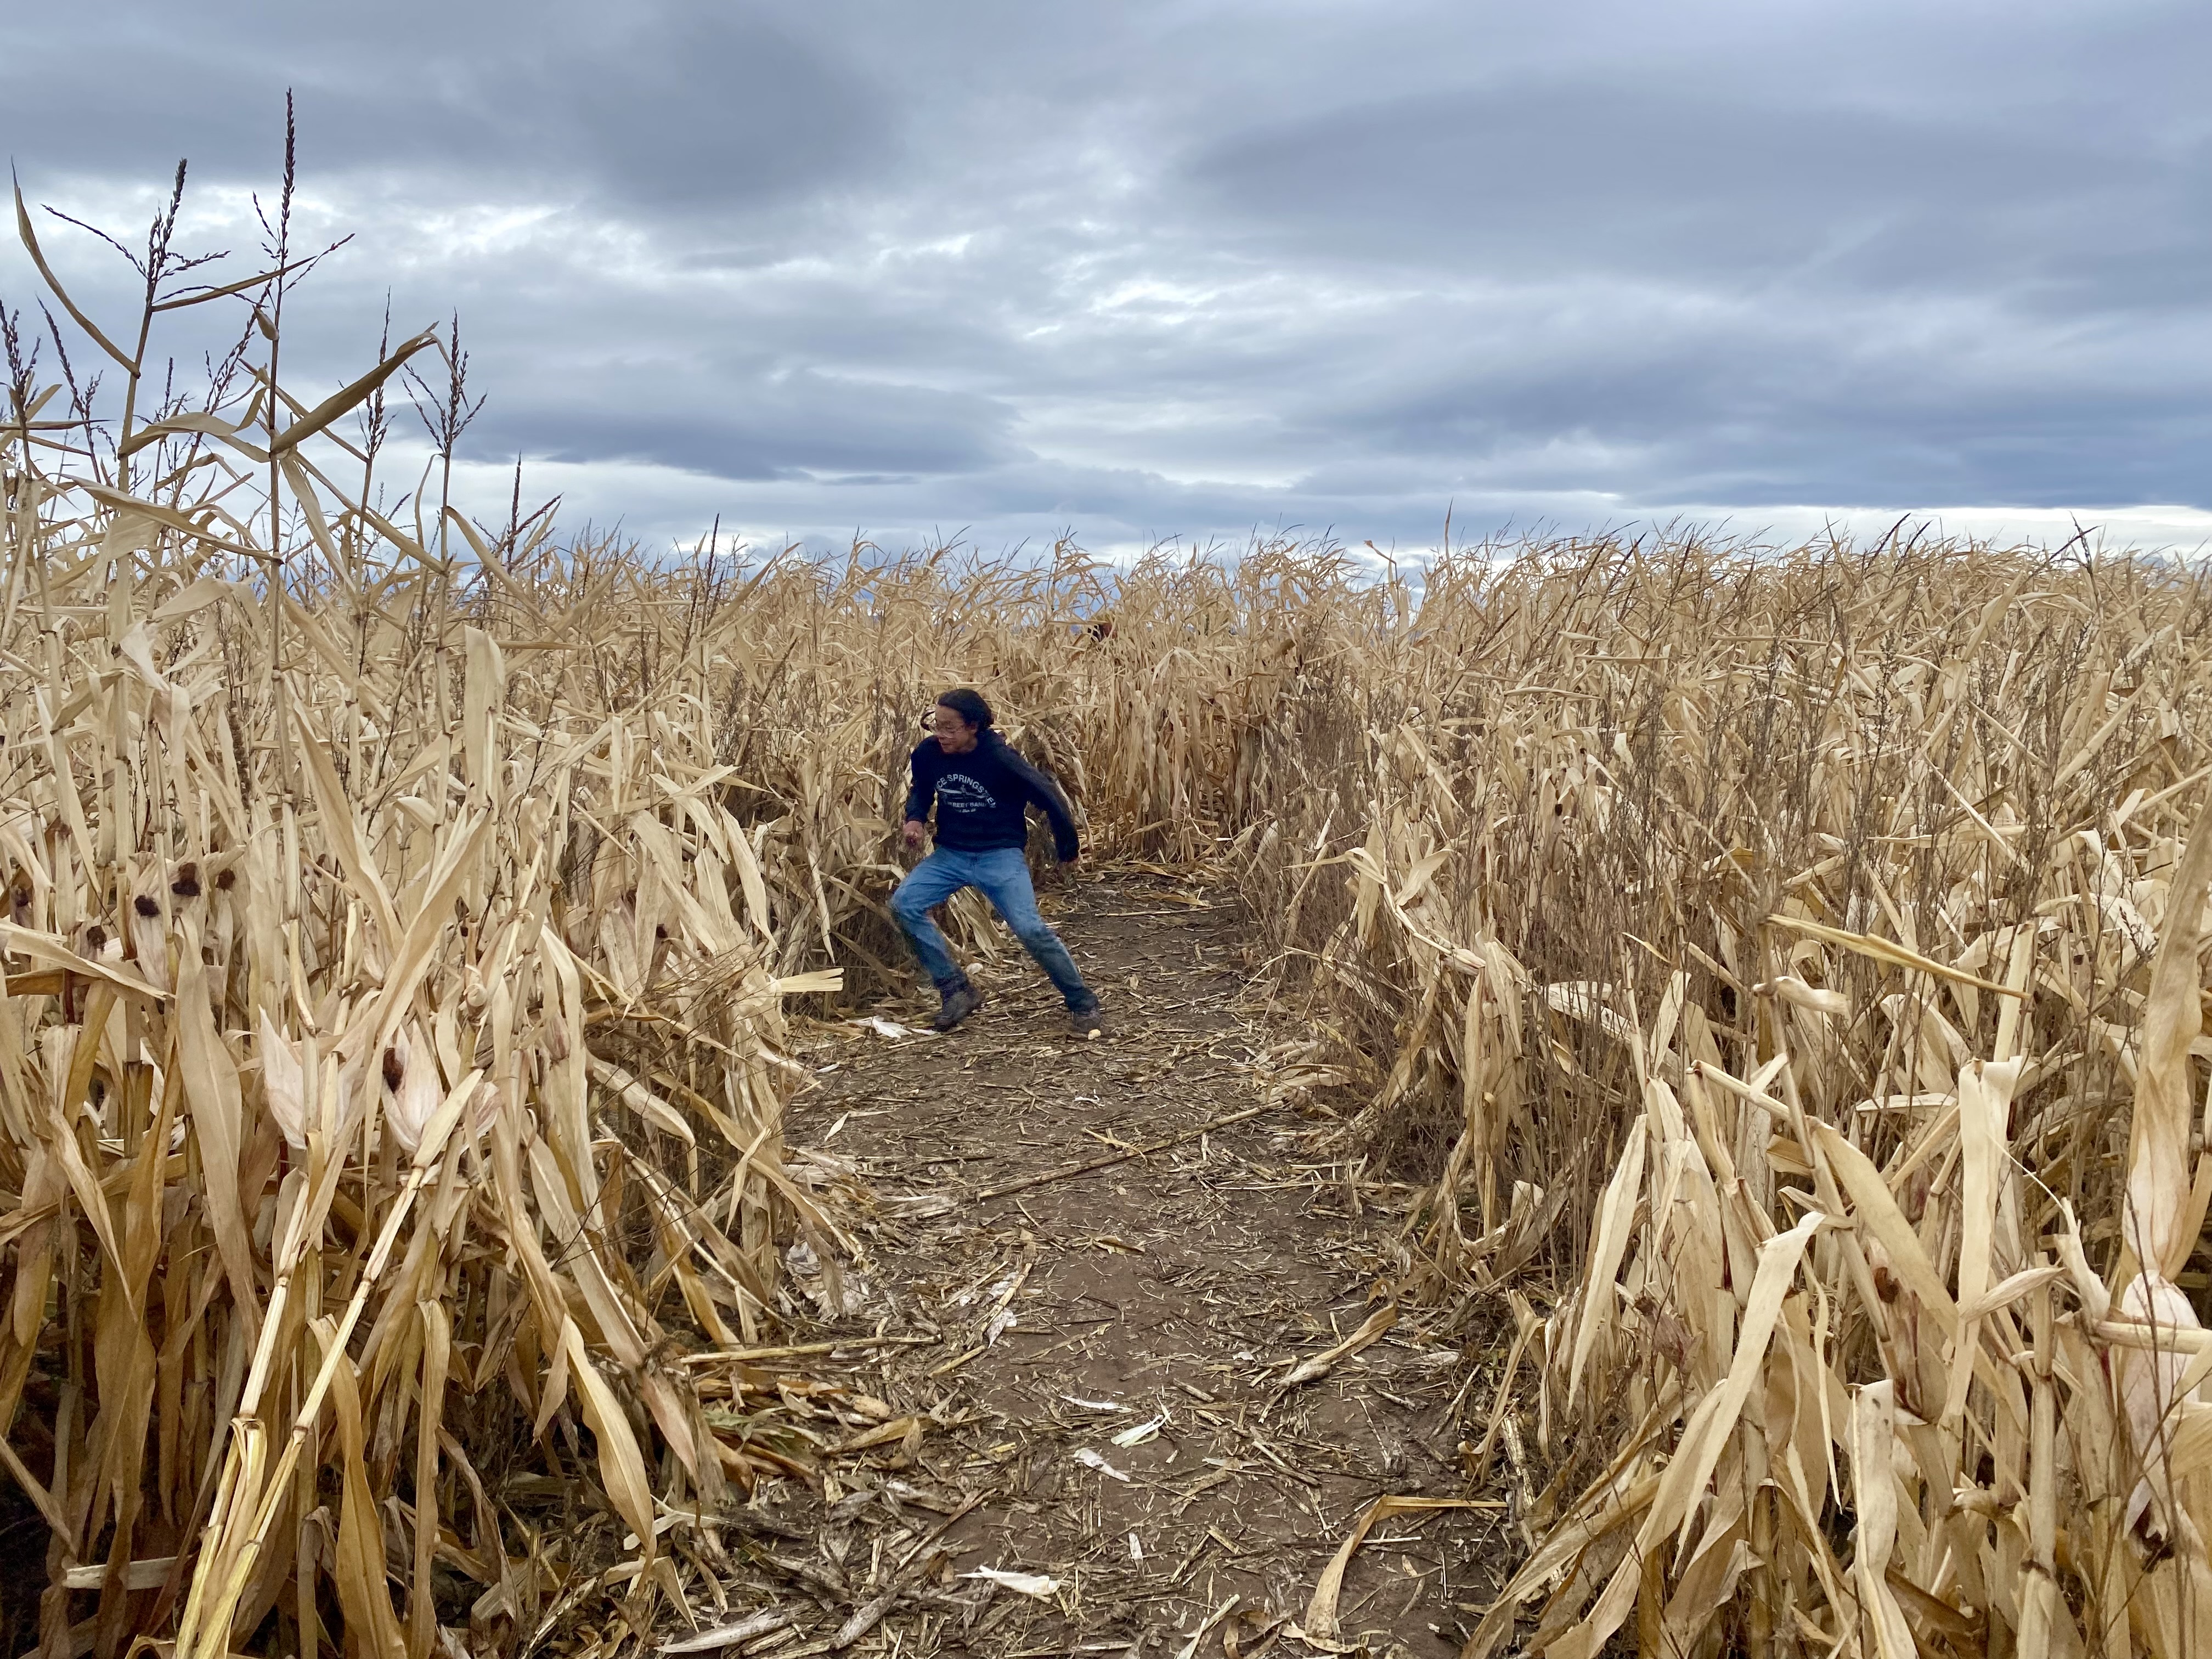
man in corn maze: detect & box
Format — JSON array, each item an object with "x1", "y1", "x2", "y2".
[{"x1": 894, "y1": 687, "x2": 1107, "y2": 1037}]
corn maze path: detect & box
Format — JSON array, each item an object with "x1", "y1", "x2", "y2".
[{"x1": 707, "y1": 868, "x2": 1513, "y2": 1659}]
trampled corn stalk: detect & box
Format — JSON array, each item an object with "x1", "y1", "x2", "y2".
[{"x1": 0, "y1": 182, "x2": 843, "y2": 1658}]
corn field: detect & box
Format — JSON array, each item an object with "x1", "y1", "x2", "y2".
[{"x1": 8, "y1": 172, "x2": 2212, "y2": 1659}]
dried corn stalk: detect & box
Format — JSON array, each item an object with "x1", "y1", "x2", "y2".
[
  {"x1": 1207, "y1": 545, "x2": 2212, "y2": 1653},
  {"x1": 0, "y1": 180, "x2": 838, "y2": 1659}
]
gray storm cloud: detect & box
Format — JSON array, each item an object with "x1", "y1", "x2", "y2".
[{"x1": 3, "y1": 0, "x2": 2204, "y2": 555}]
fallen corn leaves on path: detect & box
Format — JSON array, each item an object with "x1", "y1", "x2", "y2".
[{"x1": 687, "y1": 868, "x2": 1509, "y2": 1659}]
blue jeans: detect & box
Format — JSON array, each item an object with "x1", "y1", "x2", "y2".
[{"x1": 889, "y1": 846, "x2": 1096, "y2": 1011}]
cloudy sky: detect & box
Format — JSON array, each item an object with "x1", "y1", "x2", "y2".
[{"x1": 4, "y1": 0, "x2": 2206, "y2": 558}]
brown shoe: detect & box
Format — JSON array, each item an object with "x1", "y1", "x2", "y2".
[{"x1": 1066, "y1": 1003, "x2": 1109, "y2": 1040}]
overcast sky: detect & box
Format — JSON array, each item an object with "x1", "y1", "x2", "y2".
[{"x1": 5, "y1": 0, "x2": 2206, "y2": 558}]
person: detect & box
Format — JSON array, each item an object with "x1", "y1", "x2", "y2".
[{"x1": 890, "y1": 689, "x2": 1107, "y2": 1037}]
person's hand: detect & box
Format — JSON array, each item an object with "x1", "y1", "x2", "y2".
[{"x1": 902, "y1": 820, "x2": 927, "y2": 850}]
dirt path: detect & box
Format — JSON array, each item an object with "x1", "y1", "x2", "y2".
[{"x1": 708, "y1": 869, "x2": 1514, "y2": 1659}]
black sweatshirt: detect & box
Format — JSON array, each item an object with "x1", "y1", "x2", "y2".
[{"x1": 904, "y1": 731, "x2": 1081, "y2": 861}]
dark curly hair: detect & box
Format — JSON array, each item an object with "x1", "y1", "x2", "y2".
[{"x1": 935, "y1": 687, "x2": 995, "y2": 730}]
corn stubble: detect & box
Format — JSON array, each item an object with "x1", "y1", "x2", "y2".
[{"x1": 9, "y1": 171, "x2": 2212, "y2": 1659}]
